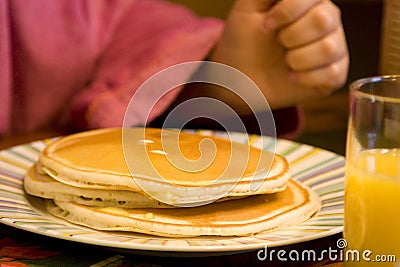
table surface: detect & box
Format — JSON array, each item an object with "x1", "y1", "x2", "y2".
[{"x1": 0, "y1": 130, "x2": 345, "y2": 267}]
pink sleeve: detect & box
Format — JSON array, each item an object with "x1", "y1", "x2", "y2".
[
  {"x1": 70, "y1": 0, "x2": 224, "y2": 130},
  {"x1": 68, "y1": 0, "x2": 302, "y2": 138},
  {"x1": 0, "y1": 0, "x2": 12, "y2": 134}
]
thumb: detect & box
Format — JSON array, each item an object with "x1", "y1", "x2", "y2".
[
  {"x1": 263, "y1": 0, "x2": 325, "y2": 31},
  {"x1": 231, "y1": 0, "x2": 279, "y2": 13}
]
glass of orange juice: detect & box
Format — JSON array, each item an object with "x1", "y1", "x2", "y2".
[{"x1": 344, "y1": 75, "x2": 400, "y2": 266}]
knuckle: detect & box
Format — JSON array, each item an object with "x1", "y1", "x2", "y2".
[
  {"x1": 310, "y1": 65, "x2": 345, "y2": 96},
  {"x1": 285, "y1": 51, "x2": 303, "y2": 70},
  {"x1": 325, "y1": 62, "x2": 346, "y2": 88},
  {"x1": 313, "y1": 2, "x2": 341, "y2": 32},
  {"x1": 313, "y1": 9, "x2": 334, "y2": 32},
  {"x1": 321, "y1": 36, "x2": 340, "y2": 59},
  {"x1": 332, "y1": 3, "x2": 342, "y2": 18}
]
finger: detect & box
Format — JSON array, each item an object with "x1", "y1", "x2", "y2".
[
  {"x1": 291, "y1": 55, "x2": 349, "y2": 95},
  {"x1": 285, "y1": 28, "x2": 348, "y2": 71},
  {"x1": 278, "y1": 1, "x2": 342, "y2": 48},
  {"x1": 263, "y1": 0, "x2": 325, "y2": 31}
]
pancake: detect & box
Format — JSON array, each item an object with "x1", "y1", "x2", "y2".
[
  {"x1": 37, "y1": 128, "x2": 291, "y2": 206},
  {"x1": 46, "y1": 179, "x2": 320, "y2": 237},
  {"x1": 24, "y1": 166, "x2": 172, "y2": 208},
  {"x1": 24, "y1": 166, "x2": 250, "y2": 208}
]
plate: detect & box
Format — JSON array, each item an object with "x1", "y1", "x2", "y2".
[{"x1": 0, "y1": 131, "x2": 345, "y2": 254}]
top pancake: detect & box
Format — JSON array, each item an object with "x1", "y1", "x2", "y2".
[{"x1": 38, "y1": 128, "x2": 291, "y2": 205}]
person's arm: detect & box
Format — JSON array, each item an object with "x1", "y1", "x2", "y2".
[
  {"x1": 71, "y1": 0, "x2": 348, "y2": 139},
  {"x1": 69, "y1": 0, "x2": 223, "y2": 130},
  {"x1": 152, "y1": 0, "x2": 348, "y2": 138}
]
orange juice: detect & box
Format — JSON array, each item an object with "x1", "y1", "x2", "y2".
[{"x1": 344, "y1": 149, "x2": 400, "y2": 266}]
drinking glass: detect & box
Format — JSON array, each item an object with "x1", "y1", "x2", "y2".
[{"x1": 344, "y1": 75, "x2": 400, "y2": 266}]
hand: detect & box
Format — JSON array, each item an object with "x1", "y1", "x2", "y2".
[{"x1": 210, "y1": 0, "x2": 349, "y2": 109}]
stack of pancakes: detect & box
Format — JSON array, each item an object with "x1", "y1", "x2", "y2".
[{"x1": 24, "y1": 128, "x2": 320, "y2": 237}]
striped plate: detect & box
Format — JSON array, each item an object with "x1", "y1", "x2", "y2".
[{"x1": 0, "y1": 131, "x2": 345, "y2": 254}]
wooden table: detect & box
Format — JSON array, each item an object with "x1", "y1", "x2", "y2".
[{"x1": 0, "y1": 223, "x2": 344, "y2": 266}]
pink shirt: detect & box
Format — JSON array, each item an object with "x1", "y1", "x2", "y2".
[{"x1": 0, "y1": 0, "x2": 301, "y2": 137}]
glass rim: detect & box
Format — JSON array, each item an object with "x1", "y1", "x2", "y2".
[{"x1": 349, "y1": 75, "x2": 400, "y2": 104}]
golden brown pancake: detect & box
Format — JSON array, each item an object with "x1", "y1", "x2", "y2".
[
  {"x1": 24, "y1": 165, "x2": 248, "y2": 208},
  {"x1": 24, "y1": 166, "x2": 172, "y2": 208},
  {"x1": 46, "y1": 179, "x2": 320, "y2": 237},
  {"x1": 37, "y1": 128, "x2": 291, "y2": 206},
  {"x1": 24, "y1": 127, "x2": 320, "y2": 237}
]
